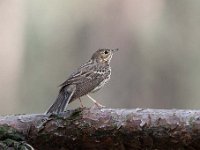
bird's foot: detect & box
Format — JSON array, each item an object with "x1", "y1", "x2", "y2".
[
  {"x1": 79, "y1": 98, "x2": 84, "y2": 108},
  {"x1": 87, "y1": 94, "x2": 105, "y2": 108},
  {"x1": 94, "y1": 102, "x2": 106, "y2": 108}
]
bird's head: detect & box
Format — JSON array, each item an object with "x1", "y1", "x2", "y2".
[{"x1": 91, "y1": 48, "x2": 118, "y2": 63}]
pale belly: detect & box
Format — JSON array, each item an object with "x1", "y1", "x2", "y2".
[{"x1": 91, "y1": 75, "x2": 110, "y2": 93}]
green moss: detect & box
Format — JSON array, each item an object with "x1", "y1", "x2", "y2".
[
  {"x1": 69, "y1": 108, "x2": 83, "y2": 119},
  {"x1": 0, "y1": 125, "x2": 24, "y2": 141},
  {"x1": 49, "y1": 108, "x2": 83, "y2": 121},
  {"x1": 0, "y1": 125, "x2": 33, "y2": 149},
  {"x1": 189, "y1": 116, "x2": 195, "y2": 126}
]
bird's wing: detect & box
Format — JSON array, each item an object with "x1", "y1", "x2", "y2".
[{"x1": 59, "y1": 61, "x2": 103, "y2": 87}]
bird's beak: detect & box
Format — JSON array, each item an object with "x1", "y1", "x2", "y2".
[{"x1": 111, "y1": 48, "x2": 119, "y2": 53}]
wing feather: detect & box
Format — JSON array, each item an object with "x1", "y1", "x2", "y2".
[{"x1": 59, "y1": 60, "x2": 101, "y2": 87}]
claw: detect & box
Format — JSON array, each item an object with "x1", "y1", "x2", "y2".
[{"x1": 86, "y1": 94, "x2": 105, "y2": 108}]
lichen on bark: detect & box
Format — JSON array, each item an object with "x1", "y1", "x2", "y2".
[{"x1": 0, "y1": 107, "x2": 200, "y2": 149}]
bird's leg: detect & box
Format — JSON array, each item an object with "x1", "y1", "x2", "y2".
[
  {"x1": 86, "y1": 94, "x2": 105, "y2": 107},
  {"x1": 79, "y1": 98, "x2": 84, "y2": 108}
]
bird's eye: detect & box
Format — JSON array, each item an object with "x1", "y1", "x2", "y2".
[{"x1": 104, "y1": 50, "x2": 108, "y2": 54}]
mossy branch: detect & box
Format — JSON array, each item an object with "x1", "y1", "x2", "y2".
[{"x1": 0, "y1": 107, "x2": 200, "y2": 149}]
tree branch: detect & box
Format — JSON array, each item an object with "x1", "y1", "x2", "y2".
[{"x1": 0, "y1": 107, "x2": 200, "y2": 149}]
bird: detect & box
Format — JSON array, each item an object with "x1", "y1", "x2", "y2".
[{"x1": 45, "y1": 48, "x2": 118, "y2": 114}]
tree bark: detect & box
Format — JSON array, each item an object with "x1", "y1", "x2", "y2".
[{"x1": 0, "y1": 107, "x2": 200, "y2": 150}]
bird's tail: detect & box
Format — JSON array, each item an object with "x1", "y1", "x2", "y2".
[{"x1": 45, "y1": 85, "x2": 75, "y2": 114}]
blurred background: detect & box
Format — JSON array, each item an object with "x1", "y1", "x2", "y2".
[{"x1": 1, "y1": 0, "x2": 200, "y2": 114}]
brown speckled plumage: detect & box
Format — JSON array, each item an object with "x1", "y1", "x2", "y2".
[{"x1": 46, "y1": 48, "x2": 118, "y2": 114}]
